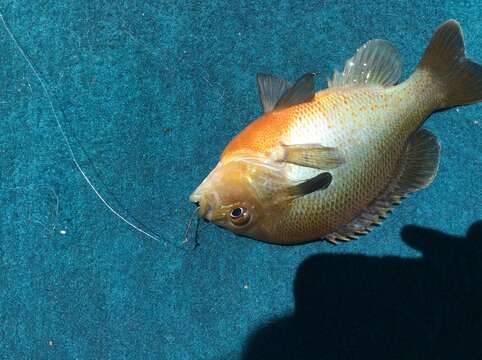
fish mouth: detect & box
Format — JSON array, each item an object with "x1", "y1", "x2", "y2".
[{"x1": 189, "y1": 192, "x2": 213, "y2": 220}]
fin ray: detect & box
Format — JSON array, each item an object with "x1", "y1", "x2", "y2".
[
  {"x1": 417, "y1": 19, "x2": 482, "y2": 108},
  {"x1": 279, "y1": 143, "x2": 345, "y2": 170},
  {"x1": 275, "y1": 72, "x2": 316, "y2": 110},
  {"x1": 328, "y1": 39, "x2": 401, "y2": 88},
  {"x1": 325, "y1": 129, "x2": 440, "y2": 243},
  {"x1": 256, "y1": 73, "x2": 290, "y2": 113}
]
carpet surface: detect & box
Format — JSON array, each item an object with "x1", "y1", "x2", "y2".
[{"x1": 0, "y1": 1, "x2": 481, "y2": 359}]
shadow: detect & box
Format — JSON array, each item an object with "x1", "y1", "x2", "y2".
[{"x1": 243, "y1": 222, "x2": 482, "y2": 359}]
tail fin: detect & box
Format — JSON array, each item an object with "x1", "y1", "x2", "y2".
[{"x1": 417, "y1": 20, "x2": 482, "y2": 108}]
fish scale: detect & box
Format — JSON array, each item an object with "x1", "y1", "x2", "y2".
[{"x1": 278, "y1": 84, "x2": 429, "y2": 241}]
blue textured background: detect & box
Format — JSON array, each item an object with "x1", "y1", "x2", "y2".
[{"x1": 0, "y1": 1, "x2": 481, "y2": 359}]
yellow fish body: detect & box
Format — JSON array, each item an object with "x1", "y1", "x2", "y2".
[{"x1": 190, "y1": 20, "x2": 482, "y2": 244}]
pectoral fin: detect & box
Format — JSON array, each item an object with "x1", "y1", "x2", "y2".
[
  {"x1": 279, "y1": 144, "x2": 345, "y2": 170},
  {"x1": 285, "y1": 172, "x2": 332, "y2": 198}
]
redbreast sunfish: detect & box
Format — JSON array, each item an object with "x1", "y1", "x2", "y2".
[{"x1": 190, "y1": 20, "x2": 482, "y2": 244}]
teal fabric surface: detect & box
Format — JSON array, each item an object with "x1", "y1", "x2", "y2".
[{"x1": 0, "y1": 1, "x2": 481, "y2": 359}]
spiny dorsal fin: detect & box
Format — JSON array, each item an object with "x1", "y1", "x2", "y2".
[
  {"x1": 328, "y1": 39, "x2": 402, "y2": 88},
  {"x1": 257, "y1": 72, "x2": 316, "y2": 113},
  {"x1": 325, "y1": 128, "x2": 440, "y2": 244},
  {"x1": 257, "y1": 73, "x2": 290, "y2": 112},
  {"x1": 275, "y1": 72, "x2": 316, "y2": 110}
]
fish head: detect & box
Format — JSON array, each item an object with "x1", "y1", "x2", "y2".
[{"x1": 189, "y1": 156, "x2": 285, "y2": 240}]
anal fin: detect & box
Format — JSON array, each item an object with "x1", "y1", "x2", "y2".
[{"x1": 325, "y1": 128, "x2": 440, "y2": 244}]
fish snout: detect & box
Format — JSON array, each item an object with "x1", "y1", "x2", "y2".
[{"x1": 189, "y1": 192, "x2": 213, "y2": 220}]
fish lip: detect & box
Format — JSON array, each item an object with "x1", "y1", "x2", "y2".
[
  {"x1": 189, "y1": 191, "x2": 211, "y2": 219},
  {"x1": 189, "y1": 192, "x2": 200, "y2": 205}
]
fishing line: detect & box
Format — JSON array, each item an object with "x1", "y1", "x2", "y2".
[
  {"x1": 182, "y1": 207, "x2": 199, "y2": 245},
  {"x1": 0, "y1": 13, "x2": 164, "y2": 244}
]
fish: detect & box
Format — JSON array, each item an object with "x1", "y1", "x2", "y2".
[{"x1": 189, "y1": 20, "x2": 482, "y2": 245}]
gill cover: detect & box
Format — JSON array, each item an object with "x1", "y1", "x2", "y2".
[{"x1": 190, "y1": 157, "x2": 334, "y2": 230}]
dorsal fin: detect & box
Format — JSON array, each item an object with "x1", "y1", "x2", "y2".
[
  {"x1": 328, "y1": 39, "x2": 402, "y2": 88},
  {"x1": 325, "y1": 128, "x2": 440, "y2": 244},
  {"x1": 257, "y1": 72, "x2": 316, "y2": 113},
  {"x1": 275, "y1": 72, "x2": 316, "y2": 110},
  {"x1": 256, "y1": 74, "x2": 290, "y2": 112}
]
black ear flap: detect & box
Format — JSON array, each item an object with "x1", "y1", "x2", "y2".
[{"x1": 285, "y1": 172, "x2": 332, "y2": 198}]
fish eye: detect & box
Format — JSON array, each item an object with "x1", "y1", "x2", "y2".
[
  {"x1": 231, "y1": 207, "x2": 243, "y2": 217},
  {"x1": 229, "y1": 207, "x2": 250, "y2": 226}
]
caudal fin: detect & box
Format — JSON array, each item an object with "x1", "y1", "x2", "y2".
[{"x1": 417, "y1": 20, "x2": 482, "y2": 108}]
